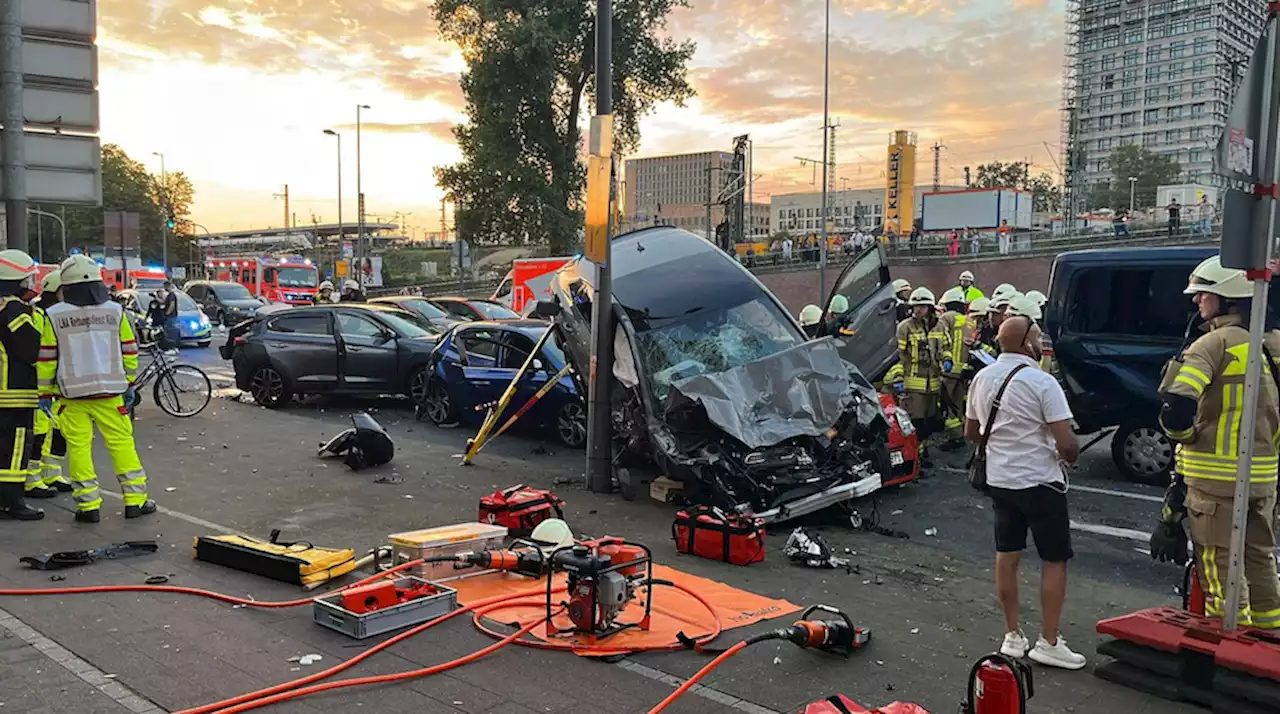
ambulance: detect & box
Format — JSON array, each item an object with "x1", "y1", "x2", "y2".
[
  {"x1": 205, "y1": 256, "x2": 318, "y2": 305},
  {"x1": 491, "y1": 257, "x2": 572, "y2": 316}
]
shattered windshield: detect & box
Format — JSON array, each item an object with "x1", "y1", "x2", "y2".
[{"x1": 634, "y1": 296, "x2": 801, "y2": 402}]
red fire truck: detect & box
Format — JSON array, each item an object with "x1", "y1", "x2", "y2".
[
  {"x1": 103, "y1": 267, "x2": 167, "y2": 291},
  {"x1": 205, "y1": 256, "x2": 318, "y2": 305}
]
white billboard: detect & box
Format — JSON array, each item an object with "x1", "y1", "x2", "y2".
[{"x1": 921, "y1": 189, "x2": 1032, "y2": 231}]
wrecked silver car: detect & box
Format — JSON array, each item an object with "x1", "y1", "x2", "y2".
[{"x1": 538, "y1": 227, "x2": 893, "y2": 523}]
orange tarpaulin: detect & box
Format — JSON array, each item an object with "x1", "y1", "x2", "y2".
[{"x1": 449, "y1": 564, "x2": 799, "y2": 652}]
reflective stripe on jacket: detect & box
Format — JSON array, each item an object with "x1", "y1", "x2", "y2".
[
  {"x1": 938, "y1": 311, "x2": 969, "y2": 373},
  {"x1": 1160, "y1": 313, "x2": 1280, "y2": 498},
  {"x1": 0, "y1": 296, "x2": 41, "y2": 409},
  {"x1": 895, "y1": 315, "x2": 949, "y2": 393},
  {"x1": 40, "y1": 301, "x2": 138, "y2": 399}
]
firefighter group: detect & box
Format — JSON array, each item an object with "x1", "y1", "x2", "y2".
[{"x1": 0, "y1": 251, "x2": 156, "y2": 524}]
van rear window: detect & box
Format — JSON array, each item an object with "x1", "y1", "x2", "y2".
[{"x1": 1067, "y1": 267, "x2": 1190, "y2": 338}]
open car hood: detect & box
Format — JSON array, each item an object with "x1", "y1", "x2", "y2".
[{"x1": 667, "y1": 338, "x2": 854, "y2": 448}]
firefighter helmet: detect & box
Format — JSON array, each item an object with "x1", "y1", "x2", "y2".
[
  {"x1": 938, "y1": 287, "x2": 967, "y2": 307},
  {"x1": 1024, "y1": 289, "x2": 1047, "y2": 308},
  {"x1": 891, "y1": 278, "x2": 911, "y2": 294},
  {"x1": 989, "y1": 290, "x2": 1021, "y2": 312},
  {"x1": 0, "y1": 250, "x2": 37, "y2": 283},
  {"x1": 991, "y1": 283, "x2": 1017, "y2": 300},
  {"x1": 58, "y1": 255, "x2": 103, "y2": 286},
  {"x1": 342, "y1": 279, "x2": 360, "y2": 292},
  {"x1": 1006, "y1": 294, "x2": 1042, "y2": 322},
  {"x1": 40, "y1": 269, "x2": 61, "y2": 295},
  {"x1": 958, "y1": 270, "x2": 975, "y2": 283},
  {"x1": 1184, "y1": 255, "x2": 1251, "y2": 299},
  {"x1": 318, "y1": 280, "x2": 335, "y2": 292},
  {"x1": 907, "y1": 287, "x2": 936, "y2": 306},
  {"x1": 828, "y1": 294, "x2": 850, "y2": 314},
  {"x1": 968, "y1": 297, "x2": 990, "y2": 315},
  {"x1": 799, "y1": 304, "x2": 822, "y2": 326}
]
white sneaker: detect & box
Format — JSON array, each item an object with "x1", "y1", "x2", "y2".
[
  {"x1": 1000, "y1": 629, "x2": 1030, "y2": 658},
  {"x1": 1028, "y1": 635, "x2": 1087, "y2": 670}
]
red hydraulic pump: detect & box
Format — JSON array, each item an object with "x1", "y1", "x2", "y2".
[{"x1": 963, "y1": 653, "x2": 1033, "y2": 714}]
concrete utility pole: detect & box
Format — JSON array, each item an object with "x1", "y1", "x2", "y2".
[
  {"x1": 0, "y1": 0, "x2": 25, "y2": 252},
  {"x1": 585, "y1": 0, "x2": 615, "y2": 494},
  {"x1": 323, "y1": 129, "x2": 342, "y2": 277},
  {"x1": 818, "y1": 0, "x2": 831, "y2": 302},
  {"x1": 154, "y1": 152, "x2": 168, "y2": 272},
  {"x1": 704, "y1": 159, "x2": 715, "y2": 242}
]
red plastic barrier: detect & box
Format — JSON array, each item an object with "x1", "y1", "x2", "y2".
[{"x1": 1097, "y1": 606, "x2": 1280, "y2": 680}]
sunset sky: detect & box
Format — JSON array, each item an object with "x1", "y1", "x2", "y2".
[{"x1": 98, "y1": 0, "x2": 1066, "y2": 236}]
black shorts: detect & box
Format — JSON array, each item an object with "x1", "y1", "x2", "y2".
[{"x1": 989, "y1": 485, "x2": 1073, "y2": 562}]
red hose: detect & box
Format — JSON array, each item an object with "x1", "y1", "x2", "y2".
[{"x1": 645, "y1": 641, "x2": 749, "y2": 713}]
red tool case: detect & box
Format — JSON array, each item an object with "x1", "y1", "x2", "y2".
[
  {"x1": 478, "y1": 485, "x2": 565, "y2": 536},
  {"x1": 671, "y1": 506, "x2": 765, "y2": 566}
]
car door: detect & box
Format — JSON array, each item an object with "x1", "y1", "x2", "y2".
[
  {"x1": 186, "y1": 284, "x2": 211, "y2": 318},
  {"x1": 821, "y1": 243, "x2": 897, "y2": 381},
  {"x1": 452, "y1": 326, "x2": 507, "y2": 413},
  {"x1": 498, "y1": 330, "x2": 557, "y2": 421},
  {"x1": 335, "y1": 311, "x2": 397, "y2": 392},
  {"x1": 261, "y1": 312, "x2": 339, "y2": 391}
]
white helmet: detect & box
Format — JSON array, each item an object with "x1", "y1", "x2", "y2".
[
  {"x1": 827, "y1": 294, "x2": 850, "y2": 314},
  {"x1": 799, "y1": 304, "x2": 823, "y2": 326},
  {"x1": 907, "y1": 287, "x2": 936, "y2": 306},
  {"x1": 938, "y1": 287, "x2": 967, "y2": 307},
  {"x1": 529, "y1": 518, "x2": 574, "y2": 550},
  {"x1": 59, "y1": 254, "x2": 104, "y2": 286},
  {"x1": 968, "y1": 297, "x2": 990, "y2": 315},
  {"x1": 1006, "y1": 294, "x2": 1042, "y2": 322},
  {"x1": 318, "y1": 280, "x2": 335, "y2": 291},
  {"x1": 40, "y1": 269, "x2": 61, "y2": 294},
  {"x1": 1024, "y1": 289, "x2": 1047, "y2": 308},
  {"x1": 1185, "y1": 256, "x2": 1251, "y2": 300},
  {"x1": 958, "y1": 270, "x2": 975, "y2": 283},
  {"x1": 343, "y1": 279, "x2": 360, "y2": 292},
  {"x1": 0, "y1": 249, "x2": 37, "y2": 285},
  {"x1": 990, "y1": 283, "x2": 1017, "y2": 301},
  {"x1": 891, "y1": 278, "x2": 911, "y2": 294}
]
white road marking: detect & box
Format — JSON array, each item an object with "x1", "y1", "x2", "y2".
[
  {"x1": 98, "y1": 488, "x2": 248, "y2": 537},
  {"x1": 1071, "y1": 484, "x2": 1163, "y2": 503},
  {"x1": 1069, "y1": 520, "x2": 1150, "y2": 542}
]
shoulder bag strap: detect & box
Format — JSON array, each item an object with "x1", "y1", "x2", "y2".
[{"x1": 978, "y1": 364, "x2": 1030, "y2": 451}]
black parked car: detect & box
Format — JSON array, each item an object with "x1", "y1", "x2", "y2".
[
  {"x1": 538, "y1": 226, "x2": 895, "y2": 523},
  {"x1": 186, "y1": 280, "x2": 270, "y2": 326},
  {"x1": 1045, "y1": 246, "x2": 1280, "y2": 484},
  {"x1": 368, "y1": 295, "x2": 461, "y2": 330},
  {"x1": 225, "y1": 303, "x2": 444, "y2": 408},
  {"x1": 428, "y1": 296, "x2": 520, "y2": 322}
]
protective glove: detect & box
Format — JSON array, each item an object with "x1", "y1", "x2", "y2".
[
  {"x1": 893, "y1": 381, "x2": 905, "y2": 394},
  {"x1": 1149, "y1": 520, "x2": 1188, "y2": 566},
  {"x1": 124, "y1": 386, "x2": 137, "y2": 406},
  {"x1": 942, "y1": 359, "x2": 954, "y2": 373},
  {"x1": 38, "y1": 397, "x2": 53, "y2": 418}
]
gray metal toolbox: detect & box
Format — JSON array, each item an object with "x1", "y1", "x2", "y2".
[{"x1": 312, "y1": 577, "x2": 457, "y2": 639}]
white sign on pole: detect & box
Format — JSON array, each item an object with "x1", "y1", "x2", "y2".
[
  {"x1": 22, "y1": 85, "x2": 98, "y2": 131},
  {"x1": 20, "y1": 0, "x2": 97, "y2": 36},
  {"x1": 21, "y1": 38, "x2": 97, "y2": 85},
  {"x1": 0, "y1": 133, "x2": 101, "y2": 203}
]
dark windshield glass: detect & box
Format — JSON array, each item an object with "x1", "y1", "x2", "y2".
[
  {"x1": 473, "y1": 301, "x2": 519, "y2": 320},
  {"x1": 278, "y1": 267, "x2": 317, "y2": 288},
  {"x1": 402, "y1": 299, "x2": 450, "y2": 320},
  {"x1": 378, "y1": 309, "x2": 442, "y2": 338},
  {"x1": 215, "y1": 284, "x2": 253, "y2": 300}
]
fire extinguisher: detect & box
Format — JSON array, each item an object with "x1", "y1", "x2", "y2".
[{"x1": 962, "y1": 653, "x2": 1032, "y2": 714}]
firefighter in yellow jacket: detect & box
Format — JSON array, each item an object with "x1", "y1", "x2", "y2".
[
  {"x1": 0, "y1": 250, "x2": 45, "y2": 521},
  {"x1": 1151, "y1": 255, "x2": 1280, "y2": 628},
  {"x1": 37, "y1": 256, "x2": 155, "y2": 523},
  {"x1": 936, "y1": 287, "x2": 970, "y2": 449},
  {"x1": 23, "y1": 269, "x2": 71, "y2": 500},
  {"x1": 894, "y1": 287, "x2": 950, "y2": 443}
]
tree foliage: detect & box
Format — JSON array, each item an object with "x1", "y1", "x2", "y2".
[
  {"x1": 28, "y1": 144, "x2": 195, "y2": 265},
  {"x1": 1086, "y1": 144, "x2": 1182, "y2": 212},
  {"x1": 434, "y1": 0, "x2": 696, "y2": 254},
  {"x1": 973, "y1": 161, "x2": 1062, "y2": 214}
]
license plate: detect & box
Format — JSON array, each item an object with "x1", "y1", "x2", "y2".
[{"x1": 890, "y1": 451, "x2": 905, "y2": 466}]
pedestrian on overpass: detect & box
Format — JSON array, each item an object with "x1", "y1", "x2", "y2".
[
  {"x1": 0, "y1": 250, "x2": 46, "y2": 522},
  {"x1": 966, "y1": 312, "x2": 1083, "y2": 669},
  {"x1": 1151, "y1": 255, "x2": 1280, "y2": 628},
  {"x1": 38, "y1": 256, "x2": 155, "y2": 524}
]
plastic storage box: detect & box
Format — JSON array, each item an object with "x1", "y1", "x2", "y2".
[
  {"x1": 388, "y1": 522, "x2": 508, "y2": 581},
  {"x1": 313, "y1": 577, "x2": 457, "y2": 639}
]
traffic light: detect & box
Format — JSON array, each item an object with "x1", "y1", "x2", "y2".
[{"x1": 166, "y1": 216, "x2": 176, "y2": 230}]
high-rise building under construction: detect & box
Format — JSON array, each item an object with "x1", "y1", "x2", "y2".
[{"x1": 1062, "y1": 0, "x2": 1265, "y2": 212}]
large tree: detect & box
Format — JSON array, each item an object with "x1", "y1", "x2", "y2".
[
  {"x1": 1087, "y1": 144, "x2": 1182, "y2": 211},
  {"x1": 974, "y1": 161, "x2": 1062, "y2": 214},
  {"x1": 434, "y1": 0, "x2": 696, "y2": 254},
  {"x1": 30, "y1": 144, "x2": 195, "y2": 265}
]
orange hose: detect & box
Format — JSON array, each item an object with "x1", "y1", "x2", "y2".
[{"x1": 645, "y1": 641, "x2": 749, "y2": 714}]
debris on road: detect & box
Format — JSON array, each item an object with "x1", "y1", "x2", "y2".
[
  {"x1": 924, "y1": 528, "x2": 938, "y2": 537},
  {"x1": 784, "y1": 528, "x2": 851, "y2": 570}
]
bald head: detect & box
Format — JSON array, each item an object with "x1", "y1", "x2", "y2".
[{"x1": 997, "y1": 315, "x2": 1037, "y2": 355}]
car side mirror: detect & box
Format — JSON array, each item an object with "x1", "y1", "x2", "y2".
[
  {"x1": 378, "y1": 330, "x2": 396, "y2": 343},
  {"x1": 534, "y1": 300, "x2": 561, "y2": 318}
]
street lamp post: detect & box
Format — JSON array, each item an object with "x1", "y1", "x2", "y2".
[
  {"x1": 356, "y1": 104, "x2": 370, "y2": 287},
  {"x1": 818, "y1": 0, "x2": 831, "y2": 302},
  {"x1": 153, "y1": 152, "x2": 168, "y2": 273},
  {"x1": 323, "y1": 129, "x2": 343, "y2": 280},
  {"x1": 1128, "y1": 176, "x2": 1138, "y2": 212}
]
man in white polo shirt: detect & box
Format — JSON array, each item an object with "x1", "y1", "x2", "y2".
[{"x1": 966, "y1": 312, "x2": 1083, "y2": 670}]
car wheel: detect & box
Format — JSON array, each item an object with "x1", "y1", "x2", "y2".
[
  {"x1": 421, "y1": 381, "x2": 456, "y2": 425},
  {"x1": 556, "y1": 401, "x2": 587, "y2": 448},
  {"x1": 250, "y1": 366, "x2": 292, "y2": 409},
  {"x1": 198, "y1": 341, "x2": 211, "y2": 348},
  {"x1": 408, "y1": 367, "x2": 432, "y2": 408},
  {"x1": 1111, "y1": 420, "x2": 1174, "y2": 485}
]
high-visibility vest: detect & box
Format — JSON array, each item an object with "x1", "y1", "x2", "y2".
[
  {"x1": 895, "y1": 316, "x2": 949, "y2": 393},
  {"x1": 0, "y1": 296, "x2": 40, "y2": 409},
  {"x1": 42, "y1": 302, "x2": 136, "y2": 399},
  {"x1": 939, "y1": 311, "x2": 969, "y2": 375}
]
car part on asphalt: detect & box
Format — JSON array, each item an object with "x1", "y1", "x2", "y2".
[
  {"x1": 318, "y1": 412, "x2": 395, "y2": 470},
  {"x1": 783, "y1": 528, "x2": 850, "y2": 570},
  {"x1": 963, "y1": 653, "x2": 1033, "y2": 714},
  {"x1": 20, "y1": 540, "x2": 159, "y2": 570},
  {"x1": 477, "y1": 485, "x2": 565, "y2": 536}
]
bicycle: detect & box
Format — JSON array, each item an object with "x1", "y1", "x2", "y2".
[{"x1": 127, "y1": 328, "x2": 213, "y2": 418}]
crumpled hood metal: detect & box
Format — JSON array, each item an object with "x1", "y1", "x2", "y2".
[{"x1": 667, "y1": 338, "x2": 855, "y2": 449}]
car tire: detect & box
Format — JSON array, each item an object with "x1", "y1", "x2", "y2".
[
  {"x1": 556, "y1": 401, "x2": 587, "y2": 449},
  {"x1": 1111, "y1": 419, "x2": 1174, "y2": 485},
  {"x1": 421, "y1": 381, "x2": 457, "y2": 425},
  {"x1": 197, "y1": 341, "x2": 211, "y2": 348},
  {"x1": 250, "y1": 366, "x2": 292, "y2": 409},
  {"x1": 408, "y1": 366, "x2": 432, "y2": 408}
]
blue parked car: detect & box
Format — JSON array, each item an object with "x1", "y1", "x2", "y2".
[
  {"x1": 418, "y1": 320, "x2": 585, "y2": 448},
  {"x1": 119, "y1": 289, "x2": 213, "y2": 347}
]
